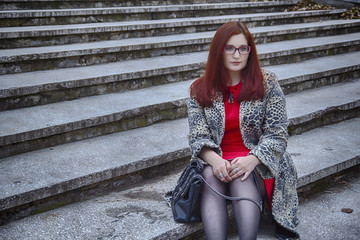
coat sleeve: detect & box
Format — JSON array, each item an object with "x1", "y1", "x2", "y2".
[
  {"x1": 187, "y1": 97, "x2": 222, "y2": 160},
  {"x1": 249, "y1": 74, "x2": 289, "y2": 178}
]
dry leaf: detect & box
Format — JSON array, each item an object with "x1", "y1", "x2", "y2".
[{"x1": 341, "y1": 208, "x2": 354, "y2": 214}]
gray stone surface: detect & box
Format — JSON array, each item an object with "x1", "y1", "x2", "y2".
[
  {"x1": 295, "y1": 173, "x2": 360, "y2": 240},
  {"x1": 0, "y1": 51, "x2": 205, "y2": 97},
  {"x1": 0, "y1": 79, "x2": 192, "y2": 144},
  {"x1": 266, "y1": 51, "x2": 360, "y2": 84},
  {"x1": 0, "y1": 118, "x2": 359, "y2": 239},
  {"x1": 317, "y1": 0, "x2": 359, "y2": 9},
  {"x1": 257, "y1": 32, "x2": 360, "y2": 56},
  {"x1": 0, "y1": 0, "x2": 358, "y2": 238},
  {"x1": 1, "y1": 77, "x2": 358, "y2": 145},
  {"x1": 2, "y1": 19, "x2": 359, "y2": 63},
  {"x1": 0, "y1": 98, "x2": 359, "y2": 211},
  {"x1": 250, "y1": 19, "x2": 360, "y2": 37},
  {"x1": 286, "y1": 79, "x2": 360, "y2": 123},
  {"x1": 0, "y1": 10, "x2": 345, "y2": 39},
  {"x1": 288, "y1": 118, "x2": 360, "y2": 187},
  {"x1": 0, "y1": 118, "x2": 191, "y2": 210},
  {"x1": 0, "y1": 0, "x2": 250, "y2": 10},
  {"x1": 1, "y1": 29, "x2": 359, "y2": 95},
  {"x1": 0, "y1": 1, "x2": 298, "y2": 18},
  {"x1": 0, "y1": 171, "x2": 187, "y2": 240}
]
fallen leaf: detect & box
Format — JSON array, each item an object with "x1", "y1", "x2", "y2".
[{"x1": 341, "y1": 208, "x2": 353, "y2": 214}]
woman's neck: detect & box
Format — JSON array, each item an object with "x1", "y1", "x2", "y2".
[{"x1": 228, "y1": 71, "x2": 241, "y2": 86}]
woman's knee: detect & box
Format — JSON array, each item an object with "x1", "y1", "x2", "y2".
[
  {"x1": 229, "y1": 174, "x2": 259, "y2": 196},
  {"x1": 202, "y1": 165, "x2": 227, "y2": 193},
  {"x1": 202, "y1": 165, "x2": 216, "y2": 180}
]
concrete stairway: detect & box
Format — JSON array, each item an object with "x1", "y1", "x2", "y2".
[{"x1": 0, "y1": 0, "x2": 359, "y2": 239}]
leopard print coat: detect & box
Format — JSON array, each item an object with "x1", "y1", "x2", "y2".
[{"x1": 187, "y1": 69, "x2": 299, "y2": 235}]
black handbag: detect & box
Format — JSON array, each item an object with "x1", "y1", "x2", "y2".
[
  {"x1": 171, "y1": 159, "x2": 204, "y2": 223},
  {"x1": 170, "y1": 159, "x2": 262, "y2": 223}
]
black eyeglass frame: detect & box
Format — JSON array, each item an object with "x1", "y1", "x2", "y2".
[{"x1": 222, "y1": 45, "x2": 252, "y2": 55}]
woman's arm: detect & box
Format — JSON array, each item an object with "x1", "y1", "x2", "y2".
[
  {"x1": 187, "y1": 97, "x2": 222, "y2": 159},
  {"x1": 187, "y1": 97, "x2": 232, "y2": 181},
  {"x1": 249, "y1": 74, "x2": 289, "y2": 178}
]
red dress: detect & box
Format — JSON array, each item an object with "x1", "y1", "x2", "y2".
[{"x1": 220, "y1": 82, "x2": 274, "y2": 208}]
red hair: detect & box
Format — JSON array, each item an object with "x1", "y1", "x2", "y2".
[{"x1": 190, "y1": 21, "x2": 264, "y2": 108}]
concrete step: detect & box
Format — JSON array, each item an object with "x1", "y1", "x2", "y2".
[
  {"x1": 0, "y1": 9, "x2": 346, "y2": 48},
  {"x1": 1, "y1": 40, "x2": 359, "y2": 111},
  {"x1": 1, "y1": 21, "x2": 360, "y2": 74},
  {"x1": 0, "y1": 0, "x2": 246, "y2": 10},
  {"x1": 0, "y1": 81, "x2": 359, "y2": 223},
  {"x1": 0, "y1": 69, "x2": 359, "y2": 159},
  {"x1": 285, "y1": 79, "x2": 360, "y2": 135},
  {"x1": 0, "y1": 1, "x2": 298, "y2": 27},
  {"x1": 267, "y1": 51, "x2": 360, "y2": 95},
  {"x1": 0, "y1": 117, "x2": 359, "y2": 237}
]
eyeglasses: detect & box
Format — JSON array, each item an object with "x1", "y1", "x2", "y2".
[{"x1": 223, "y1": 45, "x2": 251, "y2": 55}]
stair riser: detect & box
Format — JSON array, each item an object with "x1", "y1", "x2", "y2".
[
  {"x1": 260, "y1": 43, "x2": 360, "y2": 67},
  {"x1": 288, "y1": 103, "x2": 360, "y2": 136},
  {"x1": 281, "y1": 68, "x2": 360, "y2": 94},
  {"x1": 297, "y1": 164, "x2": 360, "y2": 197},
  {"x1": 0, "y1": 5, "x2": 294, "y2": 27},
  {"x1": 253, "y1": 25, "x2": 360, "y2": 44},
  {"x1": 1, "y1": 98, "x2": 359, "y2": 159},
  {"x1": 0, "y1": 0, "x2": 244, "y2": 10},
  {"x1": 2, "y1": 26, "x2": 360, "y2": 74},
  {"x1": 0, "y1": 11, "x2": 342, "y2": 49}
]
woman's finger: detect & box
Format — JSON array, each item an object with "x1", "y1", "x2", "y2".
[
  {"x1": 229, "y1": 166, "x2": 239, "y2": 177},
  {"x1": 214, "y1": 169, "x2": 231, "y2": 182},
  {"x1": 224, "y1": 171, "x2": 232, "y2": 182},
  {"x1": 241, "y1": 171, "x2": 251, "y2": 181}
]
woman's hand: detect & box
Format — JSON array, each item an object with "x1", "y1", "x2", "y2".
[
  {"x1": 200, "y1": 147, "x2": 232, "y2": 182},
  {"x1": 229, "y1": 155, "x2": 261, "y2": 181},
  {"x1": 211, "y1": 158, "x2": 232, "y2": 182}
]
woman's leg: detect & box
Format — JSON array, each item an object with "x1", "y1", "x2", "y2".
[
  {"x1": 229, "y1": 172, "x2": 261, "y2": 240},
  {"x1": 201, "y1": 165, "x2": 229, "y2": 240}
]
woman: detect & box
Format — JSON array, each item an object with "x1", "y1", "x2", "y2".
[{"x1": 187, "y1": 21, "x2": 299, "y2": 240}]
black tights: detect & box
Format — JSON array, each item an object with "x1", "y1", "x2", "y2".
[{"x1": 201, "y1": 165, "x2": 261, "y2": 240}]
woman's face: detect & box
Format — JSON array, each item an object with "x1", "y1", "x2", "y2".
[{"x1": 223, "y1": 33, "x2": 249, "y2": 74}]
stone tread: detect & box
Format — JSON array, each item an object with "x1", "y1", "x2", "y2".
[
  {"x1": 1, "y1": 19, "x2": 360, "y2": 63},
  {"x1": 1, "y1": 33, "x2": 360, "y2": 97},
  {"x1": 285, "y1": 79, "x2": 360, "y2": 123},
  {"x1": 0, "y1": 80, "x2": 359, "y2": 210},
  {"x1": 258, "y1": 32, "x2": 360, "y2": 54},
  {"x1": 0, "y1": 10, "x2": 346, "y2": 38},
  {"x1": 0, "y1": 0, "x2": 252, "y2": 10},
  {"x1": 268, "y1": 51, "x2": 360, "y2": 83},
  {"x1": 0, "y1": 118, "x2": 359, "y2": 239},
  {"x1": 0, "y1": 65, "x2": 359, "y2": 147},
  {"x1": 0, "y1": 1, "x2": 298, "y2": 17}
]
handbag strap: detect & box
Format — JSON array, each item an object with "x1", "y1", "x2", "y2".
[{"x1": 199, "y1": 173, "x2": 263, "y2": 212}]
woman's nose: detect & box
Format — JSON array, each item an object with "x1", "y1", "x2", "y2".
[{"x1": 233, "y1": 51, "x2": 241, "y2": 58}]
